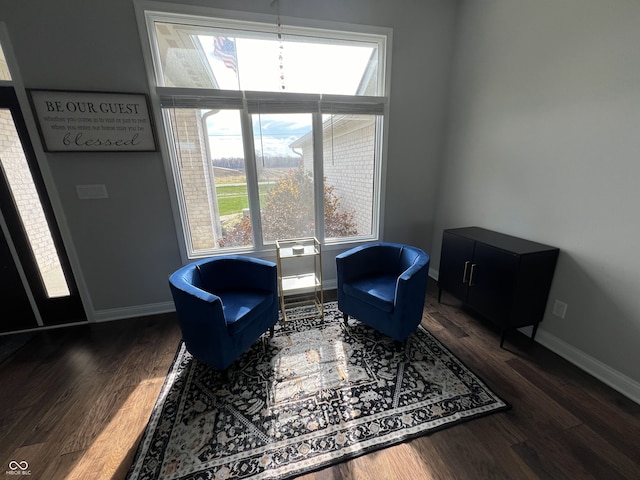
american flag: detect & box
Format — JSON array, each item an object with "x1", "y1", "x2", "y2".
[{"x1": 213, "y1": 37, "x2": 238, "y2": 74}]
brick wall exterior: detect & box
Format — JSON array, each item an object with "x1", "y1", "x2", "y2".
[
  {"x1": 0, "y1": 48, "x2": 10, "y2": 81},
  {"x1": 0, "y1": 110, "x2": 59, "y2": 274},
  {"x1": 172, "y1": 109, "x2": 218, "y2": 250},
  {"x1": 303, "y1": 118, "x2": 375, "y2": 236}
]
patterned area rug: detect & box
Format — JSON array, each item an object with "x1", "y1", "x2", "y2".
[{"x1": 126, "y1": 302, "x2": 510, "y2": 480}]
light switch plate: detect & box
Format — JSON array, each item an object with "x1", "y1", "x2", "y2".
[{"x1": 76, "y1": 184, "x2": 108, "y2": 199}]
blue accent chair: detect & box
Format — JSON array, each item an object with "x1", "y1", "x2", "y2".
[
  {"x1": 336, "y1": 242, "x2": 430, "y2": 342},
  {"x1": 168, "y1": 255, "x2": 279, "y2": 370}
]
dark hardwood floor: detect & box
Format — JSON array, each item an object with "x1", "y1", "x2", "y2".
[{"x1": 1, "y1": 283, "x2": 639, "y2": 479}]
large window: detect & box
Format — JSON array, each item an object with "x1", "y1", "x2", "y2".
[{"x1": 140, "y1": 8, "x2": 389, "y2": 257}]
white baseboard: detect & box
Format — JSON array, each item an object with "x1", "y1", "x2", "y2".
[
  {"x1": 93, "y1": 301, "x2": 176, "y2": 323},
  {"x1": 531, "y1": 328, "x2": 640, "y2": 405},
  {"x1": 432, "y1": 268, "x2": 639, "y2": 405},
  {"x1": 429, "y1": 268, "x2": 439, "y2": 281}
]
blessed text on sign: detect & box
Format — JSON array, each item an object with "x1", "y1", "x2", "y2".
[{"x1": 29, "y1": 90, "x2": 157, "y2": 152}]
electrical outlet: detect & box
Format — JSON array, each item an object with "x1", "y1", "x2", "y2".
[{"x1": 552, "y1": 300, "x2": 567, "y2": 319}]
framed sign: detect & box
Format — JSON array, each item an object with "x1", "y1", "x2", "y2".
[{"x1": 28, "y1": 89, "x2": 157, "y2": 152}]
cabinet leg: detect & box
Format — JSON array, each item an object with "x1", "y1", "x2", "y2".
[
  {"x1": 438, "y1": 287, "x2": 442, "y2": 303},
  {"x1": 500, "y1": 329, "x2": 507, "y2": 348},
  {"x1": 530, "y1": 322, "x2": 540, "y2": 344}
]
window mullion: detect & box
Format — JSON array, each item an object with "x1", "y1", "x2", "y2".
[
  {"x1": 240, "y1": 98, "x2": 263, "y2": 249},
  {"x1": 312, "y1": 111, "x2": 325, "y2": 242},
  {"x1": 201, "y1": 110, "x2": 223, "y2": 242},
  {"x1": 373, "y1": 115, "x2": 386, "y2": 239}
]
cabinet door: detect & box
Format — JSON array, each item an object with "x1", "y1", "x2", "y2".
[
  {"x1": 439, "y1": 231, "x2": 476, "y2": 302},
  {"x1": 466, "y1": 243, "x2": 518, "y2": 324}
]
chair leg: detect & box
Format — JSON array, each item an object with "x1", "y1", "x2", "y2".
[
  {"x1": 269, "y1": 325, "x2": 275, "y2": 337},
  {"x1": 396, "y1": 337, "x2": 411, "y2": 362},
  {"x1": 404, "y1": 336, "x2": 412, "y2": 362},
  {"x1": 342, "y1": 312, "x2": 348, "y2": 325}
]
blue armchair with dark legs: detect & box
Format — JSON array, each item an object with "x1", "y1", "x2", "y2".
[
  {"x1": 336, "y1": 242, "x2": 430, "y2": 343},
  {"x1": 169, "y1": 255, "x2": 279, "y2": 371}
]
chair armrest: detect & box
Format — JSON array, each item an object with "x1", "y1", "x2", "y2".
[
  {"x1": 395, "y1": 252, "x2": 430, "y2": 308},
  {"x1": 169, "y1": 270, "x2": 224, "y2": 313},
  {"x1": 169, "y1": 276, "x2": 226, "y2": 323},
  {"x1": 398, "y1": 252, "x2": 430, "y2": 282}
]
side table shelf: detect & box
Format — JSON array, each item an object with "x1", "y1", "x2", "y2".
[{"x1": 276, "y1": 237, "x2": 323, "y2": 321}]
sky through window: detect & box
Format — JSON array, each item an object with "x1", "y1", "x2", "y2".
[{"x1": 198, "y1": 35, "x2": 374, "y2": 95}]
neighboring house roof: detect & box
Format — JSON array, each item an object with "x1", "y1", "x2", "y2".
[
  {"x1": 153, "y1": 23, "x2": 219, "y2": 88},
  {"x1": 290, "y1": 50, "x2": 379, "y2": 149},
  {"x1": 290, "y1": 115, "x2": 374, "y2": 149},
  {"x1": 356, "y1": 49, "x2": 380, "y2": 97}
]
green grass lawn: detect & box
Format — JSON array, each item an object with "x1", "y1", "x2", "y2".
[
  {"x1": 217, "y1": 184, "x2": 272, "y2": 216},
  {"x1": 219, "y1": 196, "x2": 249, "y2": 216}
]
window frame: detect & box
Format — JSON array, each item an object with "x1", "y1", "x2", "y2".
[{"x1": 135, "y1": 1, "x2": 391, "y2": 261}]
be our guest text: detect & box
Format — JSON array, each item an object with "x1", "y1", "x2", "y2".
[{"x1": 45, "y1": 100, "x2": 141, "y2": 115}]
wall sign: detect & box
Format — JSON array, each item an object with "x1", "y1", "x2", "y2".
[{"x1": 28, "y1": 89, "x2": 157, "y2": 152}]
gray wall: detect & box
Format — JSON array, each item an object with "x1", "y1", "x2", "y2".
[
  {"x1": 0, "y1": 0, "x2": 457, "y2": 314},
  {"x1": 433, "y1": 0, "x2": 640, "y2": 392}
]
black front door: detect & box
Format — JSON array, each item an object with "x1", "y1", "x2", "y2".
[{"x1": 0, "y1": 87, "x2": 85, "y2": 332}]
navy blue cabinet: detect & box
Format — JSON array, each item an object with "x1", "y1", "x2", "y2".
[{"x1": 438, "y1": 227, "x2": 559, "y2": 347}]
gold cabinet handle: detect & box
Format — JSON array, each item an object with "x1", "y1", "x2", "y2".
[
  {"x1": 469, "y1": 263, "x2": 477, "y2": 287},
  {"x1": 462, "y1": 261, "x2": 471, "y2": 283}
]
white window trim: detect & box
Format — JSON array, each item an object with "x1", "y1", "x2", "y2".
[{"x1": 134, "y1": 1, "x2": 392, "y2": 262}]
